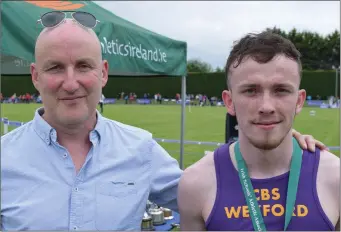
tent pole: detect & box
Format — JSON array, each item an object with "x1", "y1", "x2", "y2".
[
  {"x1": 180, "y1": 75, "x2": 186, "y2": 170},
  {"x1": 335, "y1": 68, "x2": 339, "y2": 98}
]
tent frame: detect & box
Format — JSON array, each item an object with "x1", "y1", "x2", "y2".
[
  {"x1": 179, "y1": 75, "x2": 186, "y2": 169},
  {"x1": 0, "y1": 2, "x2": 188, "y2": 169}
]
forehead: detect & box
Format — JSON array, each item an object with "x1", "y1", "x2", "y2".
[
  {"x1": 35, "y1": 24, "x2": 101, "y2": 64},
  {"x1": 229, "y1": 55, "x2": 300, "y2": 88}
]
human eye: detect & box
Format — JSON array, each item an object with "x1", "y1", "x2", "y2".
[
  {"x1": 79, "y1": 63, "x2": 91, "y2": 69},
  {"x1": 45, "y1": 65, "x2": 63, "y2": 73},
  {"x1": 274, "y1": 86, "x2": 292, "y2": 95},
  {"x1": 241, "y1": 88, "x2": 258, "y2": 96},
  {"x1": 77, "y1": 60, "x2": 94, "y2": 72}
]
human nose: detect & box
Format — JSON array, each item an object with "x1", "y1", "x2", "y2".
[
  {"x1": 61, "y1": 68, "x2": 79, "y2": 93},
  {"x1": 258, "y1": 92, "x2": 275, "y2": 115}
]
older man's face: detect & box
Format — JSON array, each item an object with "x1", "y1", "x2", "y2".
[{"x1": 31, "y1": 20, "x2": 108, "y2": 126}]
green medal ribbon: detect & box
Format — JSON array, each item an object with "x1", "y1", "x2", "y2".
[{"x1": 234, "y1": 138, "x2": 302, "y2": 231}]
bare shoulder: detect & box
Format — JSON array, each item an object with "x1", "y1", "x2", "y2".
[
  {"x1": 319, "y1": 149, "x2": 340, "y2": 163},
  {"x1": 178, "y1": 152, "x2": 216, "y2": 230},
  {"x1": 318, "y1": 150, "x2": 340, "y2": 184},
  {"x1": 316, "y1": 149, "x2": 340, "y2": 226},
  {"x1": 178, "y1": 151, "x2": 216, "y2": 199}
]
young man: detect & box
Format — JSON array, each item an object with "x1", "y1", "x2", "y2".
[{"x1": 178, "y1": 32, "x2": 340, "y2": 231}]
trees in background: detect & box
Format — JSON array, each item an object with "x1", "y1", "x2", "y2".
[
  {"x1": 187, "y1": 27, "x2": 340, "y2": 72},
  {"x1": 187, "y1": 58, "x2": 213, "y2": 73},
  {"x1": 266, "y1": 27, "x2": 340, "y2": 70}
]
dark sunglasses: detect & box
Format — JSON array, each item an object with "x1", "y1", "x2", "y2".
[{"x1": 37, "y1": 11, "x2": 100, "y2": 29}]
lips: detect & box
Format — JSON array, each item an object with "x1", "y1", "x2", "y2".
[
  {"x1": 254, "y1": 121, "x2": 280, "y2": 125},
  {"x1": 252, "y1": 121, "x2": 281, "y2": 131},
  {"x1": 59, "y1": 96, "x2": 85, "y2": 100}
]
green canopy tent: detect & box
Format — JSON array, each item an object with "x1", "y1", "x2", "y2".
[{"x1": 1, "y1": 1, "x2": 188, "y2": 169}]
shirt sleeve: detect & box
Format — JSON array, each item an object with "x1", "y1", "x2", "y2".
[{"x1": 147, "y1": 139, "x2": 183, "y2": 212}]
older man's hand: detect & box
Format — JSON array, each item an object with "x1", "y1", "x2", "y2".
[{"x1": 292, "y1": 129, "x2": 328, "y2": 152}]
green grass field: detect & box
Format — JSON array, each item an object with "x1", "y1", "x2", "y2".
[{"x1": 1, "y1": 103, "x2": 340, "y2": 168}]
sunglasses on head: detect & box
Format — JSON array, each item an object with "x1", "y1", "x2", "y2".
[{"x1": 37, "y1": 11, "x2": 100, "y2": 29}]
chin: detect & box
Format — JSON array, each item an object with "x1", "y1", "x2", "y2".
[
  {"x1": 58, "y1": 110, "x2": 90, "y2": 125},
  {"x1": 61, "y1": 116, "x2": 87, "y2": 126},
  {"x1": 248, "y1": 136, "x2": 285, "y2": 151}
]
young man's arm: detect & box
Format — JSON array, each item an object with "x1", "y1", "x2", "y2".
[
  {"x1": 335, "y1": 219, "x2": 340, "y2": 230},
  {"x1": 178, "y1": 167, "x2": 207, "y2": 230},
  {"x1": 317, "y1": 150, "x2": 340, "y2": 228}
]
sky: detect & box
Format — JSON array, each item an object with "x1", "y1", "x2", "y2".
[{"x1": 95, "y1": 1, "x2": 340, "y2": 69}]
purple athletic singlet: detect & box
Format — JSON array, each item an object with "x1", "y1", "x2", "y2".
[{"x1": 205, "y1": 142, "x2": 335, "y2": 231}]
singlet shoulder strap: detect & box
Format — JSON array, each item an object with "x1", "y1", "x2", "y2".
[{"x1": 205, "y1": 142, "x2": 237, "y2": 228}]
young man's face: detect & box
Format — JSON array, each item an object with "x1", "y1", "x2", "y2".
[{"x1": 223, "y1": 55, "x2": 306, "y2": 150}]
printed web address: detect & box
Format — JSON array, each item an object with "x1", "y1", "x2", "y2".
[{"x1": 100, "y1": 37, "x2": 167, "y2": 63}]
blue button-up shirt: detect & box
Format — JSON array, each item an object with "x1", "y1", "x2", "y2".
[{"x1": 1, "y1": 108, "x2": 183, "y2": 230}]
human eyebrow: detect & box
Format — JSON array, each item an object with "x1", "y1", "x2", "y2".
[
  {"x1": 238, "y1": 83, "x2": 259, "y2": 89},
  {"x1": 42, "y1": 60, "x2": 63, "y2": 70},
  {"x1": 273, "y1": 83, "x2": 296, "y2": 91},
  {"x1": 76, "y1": 58, "x2": 96, "y2": 66}
]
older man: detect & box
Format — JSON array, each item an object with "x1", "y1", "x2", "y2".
[
  {"x1": 1, "y1": 13, "x2": 328, "y2": 231},
  {"x1": 1, "y1": 14, "x2": 181, "y2": 230}
]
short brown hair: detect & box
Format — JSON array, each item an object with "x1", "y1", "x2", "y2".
[{"x1": 225, "y1": 31, "x2": 302, "y2": 87}]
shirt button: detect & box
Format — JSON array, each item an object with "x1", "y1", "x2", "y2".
[
  {"x1": 63, "y1": 153, "x2": 67, "y2": 158},
  {"x1": 74, "y1": 187, "x2": 79, "y2": 192},
  {"x1": 73, "y1": 226, "x2": 78, "y2": 230}
]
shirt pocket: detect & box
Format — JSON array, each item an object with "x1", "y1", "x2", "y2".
[
  {"x1": 97, "y1": 181, "x2": 137, "y2": 197},
  {"x1": 95, "y1": 181, "x2": 140, "y2": 230}
]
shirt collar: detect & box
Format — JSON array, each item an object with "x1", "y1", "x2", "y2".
[{"x1": 32, "y1": 107, "x2": 105, "y2": 145}]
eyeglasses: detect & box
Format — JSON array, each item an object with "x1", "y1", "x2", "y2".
[{"x1": 37, "y1": 11, "x2": 100, "y2": 29}]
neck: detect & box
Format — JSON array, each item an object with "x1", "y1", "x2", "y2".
[
  {"x1": 237, "y1": 132, "x2": 293, "y2": 178},
  {"x1": 42, "y1": 111, "x2": 97, "y2": 146}
]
